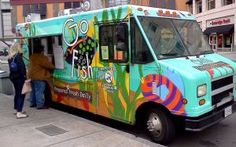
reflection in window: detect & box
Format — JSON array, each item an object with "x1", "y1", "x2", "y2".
[
  {"x1": 173, "y1": 20, "x2": 211, "y2": 55},
  {"x1": 139, "y1": 17, "x2": 187, "y2": 59},
  {"x1": 131, "y1": 18, "x2": 154, "y2": 64},
  {"x1": 138, "y1": 17, "x2": 212, "y2": 59},
  {"x1": 99, "y1": 23, "x2": 128, "y2": 62}
]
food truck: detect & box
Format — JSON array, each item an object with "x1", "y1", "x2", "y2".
[{"x1": 16, "y1": 5, "x2": 236, "y2": 144}]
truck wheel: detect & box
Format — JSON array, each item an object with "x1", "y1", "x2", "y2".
[{"x1": 146, "y1": 109, "x2": 175, "y2": 144}]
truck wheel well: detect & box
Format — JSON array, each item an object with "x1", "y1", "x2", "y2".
[{"x1": 135, "y1": 102, "x2": 171, "y2": 127}]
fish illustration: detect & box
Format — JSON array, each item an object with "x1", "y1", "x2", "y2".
[{"x1": 64, "y1": 36, "x2": 97, "y2": 68}]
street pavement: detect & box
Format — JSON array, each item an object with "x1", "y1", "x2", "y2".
[
  {"x1": 0, "y1": 52, "x2": 236, "y2": 147},
  {"x1": 219, "y1": 51, "x2": 236, "y2": 61},
  {"x1": 0, "y1": 54, "x2": 160, "y2": 147},
  {"x1": 169, "y1": 113, "x2": 236, "y2": 147},
  {"x1": 0, "y1": 93, "x2": 161, "y2": 147}
]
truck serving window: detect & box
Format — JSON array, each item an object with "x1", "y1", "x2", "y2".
[
  {"x1": 99, "y1": 23, "x2": 128, "y2": 63},
  {"x1": 29, "y1": 35, "x2": 64, "y2": 69},
  {"x1": 138, "y1": 17, "x2": 212, "y2": 59},
  {"x1": 131, "y1": 18, "x2": 154, "y2": 64}
]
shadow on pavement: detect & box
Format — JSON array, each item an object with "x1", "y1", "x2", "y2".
[{"x1": 51, "y1": 102, "x2": 152, "y2": 144}]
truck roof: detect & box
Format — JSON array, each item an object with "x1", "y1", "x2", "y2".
[{"x1": 16, "y1": 5, "x2": 195, "y2": 38}]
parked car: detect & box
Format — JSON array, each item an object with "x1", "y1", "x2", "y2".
[{"x1": 0, "y1": 48, "x2": 9, "y2": 56}]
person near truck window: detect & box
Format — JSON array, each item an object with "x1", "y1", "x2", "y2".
[
  {"x1": 8, "y1": 42, "x2": 28, "y2": 119},
  {"x1": 115, "y1": 24, "x2": 128, "y2": 61},
  {"x1": 28, "y1": 45, "x2": 54, "y2": 109}
]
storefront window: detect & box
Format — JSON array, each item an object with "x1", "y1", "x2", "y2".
[
  {"x1": 209, "y1": 34, "x2": 217, "y2": 50},
  {"x1": 64, "y1": 2, "x2": 80, "y2": 9},
  {"x1": 224, "y1": 34, "x2": 232, "y2": 48},
  {"x1": 222, "y1": 0, "x2": 235, "y2": 6},
  {"x1": 196, "y1": 0, "x2": 202, "y2": 14},
  {"x1": 209, "y1": 33, "x2": 233, "y2": 51},
  {"x1": 217, "y1": 34, "x2": 223, "y2": 49},
  {"x1": 208, "y1": 0, "x2": 215, "y2": 10}
]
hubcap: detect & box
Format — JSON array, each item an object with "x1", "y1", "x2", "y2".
[{"x1": 147, "y1": 112, "x2": 162, "y2": 137}]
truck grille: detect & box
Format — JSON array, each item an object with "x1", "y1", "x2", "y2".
[{"x1": 211, "y1": 75, "x2": 234, "y2": 106}]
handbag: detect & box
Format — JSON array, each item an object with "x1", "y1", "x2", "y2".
[{"x1": 21, "y1": 79, "x2": 32, "y2": 94}]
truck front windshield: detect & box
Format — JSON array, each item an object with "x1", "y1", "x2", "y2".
[{"x1": 138, "y1": 17, "x2": 213, "y2": 59}]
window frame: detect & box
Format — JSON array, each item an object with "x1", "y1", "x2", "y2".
[
  {"x1": 196, "y1": 0, "x2": 202, "y2": 14},
  {"x1": 64, "y1": 2, "x2": 81, "y2": 9},
  {"x1": 222, "y1": 0, "x2": 235, "y2": 6},
  {"x1": 23, "y1": 4, "x2": 46, "y2": 18},
  {"x1": 207, "y1": 0, "x2": 215, "y2": 10},
  {"x1": 99, "y1": 23, "x2": 129, "y2": 63},
  {"x1": 130, "y1": 17, "x2": 155, "y2": 64}
]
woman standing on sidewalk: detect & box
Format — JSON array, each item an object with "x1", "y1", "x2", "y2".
[{"x1": 8, "y1": 42, "x2": 28, "y2": 119}]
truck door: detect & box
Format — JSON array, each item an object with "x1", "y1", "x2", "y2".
[{"x1": 96, "y1": 23, "x2": 130, "y2": 120}]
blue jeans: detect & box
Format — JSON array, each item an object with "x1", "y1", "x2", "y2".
[
  {"x1": 12, "y1": 78, "x2": 25, "y2": 112},
  {"x1": 30, "y1": 80, "x2": 46, "y2": 108}
]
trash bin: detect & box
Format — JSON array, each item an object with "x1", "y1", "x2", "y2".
[{"x1": 0, "y1": 70, "x2": 14, "y2": 95}]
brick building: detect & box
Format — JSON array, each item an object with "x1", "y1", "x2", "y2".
[
  {"x1": 189, "y1": 0, "x2": 236, "y2": 52},
  {"x1": 1, "y1": 0, "x2": 13, "y2": 38},
  {"x1": 10, "y1": 0, "x2": 189, "y2": 35}
]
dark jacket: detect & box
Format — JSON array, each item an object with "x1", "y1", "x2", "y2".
[{"x1": 8, "y1": 53, "x2": 26, "y2": 81}]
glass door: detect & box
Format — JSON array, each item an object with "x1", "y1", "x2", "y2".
[
  {"x1": 209, "y1": 34, "x2": 217, "y2": 51},
  {"x1": 218, "y1": 34, "x2": 223, "y2": 51}
]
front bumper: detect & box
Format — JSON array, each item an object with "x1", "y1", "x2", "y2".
[{"x1": 185, "y1": 102, "x2": 236, "y2": 131}]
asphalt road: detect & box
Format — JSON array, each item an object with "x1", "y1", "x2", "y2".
[
  {"x1": 168, "y1": 113, "x2": 236, "y2": 147},
  {"x1": 53, "y1": 103, "x2": 236, "y2": 147}
]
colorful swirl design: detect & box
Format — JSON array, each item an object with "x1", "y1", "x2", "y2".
[{"x1": 141, "y1": 74, "x2": 185, "y2": 115}]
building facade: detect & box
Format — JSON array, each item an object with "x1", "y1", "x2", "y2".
[
  {"x1": 101, "y1": 0, "x2": 188, "y2": 10},
  {"x1": 10, "y1": 0, "x2": 189, "y2": 35},
  {"x1": 192, "y1": 0, "x2": 236, "y2": 52},
  {"x1": 1, "y1": 0, "x2": 13, "y2": 38},
  {"x1": 10, "y1": 0, "x2": 83, "y2": 32}
]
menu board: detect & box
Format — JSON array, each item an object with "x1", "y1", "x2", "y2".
[
  {"x1": 53, "y1": 36, "x2": 64, "y2": 69},
  {"x1": 53, "y1": 45, "x2": 64, "y2": 69}
]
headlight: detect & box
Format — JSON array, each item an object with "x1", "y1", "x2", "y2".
[{"x1": 197, "y1": 84, "x2": 207, "y2": 97}]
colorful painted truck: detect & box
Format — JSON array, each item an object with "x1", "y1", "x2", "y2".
[{"x1": 16, "y1": 5, "x2": 236, "y2": 144}]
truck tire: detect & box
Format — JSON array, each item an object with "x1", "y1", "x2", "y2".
[{"x1": 145, "y1": 108, "x2": 175, "y2": 144}]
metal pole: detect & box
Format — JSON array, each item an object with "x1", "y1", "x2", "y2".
[{"x1": 0, "y1": 0, "x2": 3, "y2": 38}]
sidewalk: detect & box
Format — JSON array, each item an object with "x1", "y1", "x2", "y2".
[
  {"x1": 0, "y1": 93, "x2": 161, "y2": 147},
  {"x1": 218, "y1": 51, "x2": 236, "y2": 61}
]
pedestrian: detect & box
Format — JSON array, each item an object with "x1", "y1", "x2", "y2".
[
  {"x1": 28, "y1": 44, "x2": 54, "y2": 109},
  {"x1": 8, "y1": 42, "x2": 28, "y2": 119}
]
